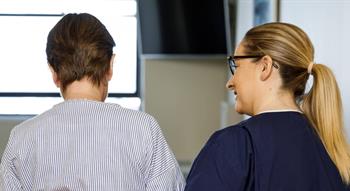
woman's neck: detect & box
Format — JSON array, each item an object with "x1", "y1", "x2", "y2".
[
  {"x1": 61, "y1": 78, "x2": 107, "y2": 102},
  {"x1": 253, "y1": 90, "x2": 299, "y2": 115}
]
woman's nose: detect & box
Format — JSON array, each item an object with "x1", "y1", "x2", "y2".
[{"x1": 226, "y1": 75, "x2": 234, "y2": 89}]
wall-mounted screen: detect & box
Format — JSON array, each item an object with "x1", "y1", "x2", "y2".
[{"x1": 138, "y1": 0, "x2": 229, "y2": 56}]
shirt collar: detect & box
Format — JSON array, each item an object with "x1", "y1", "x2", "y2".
[{"x1": 256, "y1": 109, "x2": 303, "y2": 115}]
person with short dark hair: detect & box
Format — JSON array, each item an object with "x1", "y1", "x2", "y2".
[
  {"x1": 185, "y1": 22, "x2": 350, "y2": 191},
  {"x1": 0, "y1": 13, "x2": 185, "y2": 190}
]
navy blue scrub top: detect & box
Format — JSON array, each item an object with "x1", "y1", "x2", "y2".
[{"x1": 185, "y1": 112, "x2": 349, "y2": 191}]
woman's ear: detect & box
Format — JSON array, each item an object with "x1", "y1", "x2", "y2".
[
  {"x1": 260, "y1": 55, "x2": 274, "y2": 81},
  {"x1": 48, "y1": 64, "x2": 61, "y2": 88},
  {"x1": 106, "y1": 54, "x2": 115, "y2": 81}
]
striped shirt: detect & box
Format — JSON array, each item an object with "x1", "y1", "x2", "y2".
[{"x1": 0, "y1": 99, "x2": 185, "y2": 190}]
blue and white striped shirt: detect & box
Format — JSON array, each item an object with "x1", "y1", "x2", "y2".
[{"x1": 0, "y1": 100, "x2": 185, "y2": 190}]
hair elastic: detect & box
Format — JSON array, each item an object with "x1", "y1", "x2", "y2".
[{"x1": 307, "y1": 62, "x2": 314, "y2": 74}]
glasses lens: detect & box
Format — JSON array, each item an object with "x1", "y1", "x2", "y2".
[{"x1": 227, "y1": 57, "x2": 235, "y2": 75}]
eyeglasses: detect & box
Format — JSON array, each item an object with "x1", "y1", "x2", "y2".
[{"x1": 227, "y1": 55, "x2": 279, "y2": 75}]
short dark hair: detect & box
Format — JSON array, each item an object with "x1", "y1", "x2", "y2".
[{"x1": 46, "y1": 13, "x2": 116, "y2": 91}]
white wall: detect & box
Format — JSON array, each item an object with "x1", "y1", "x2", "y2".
[
  {"x1": 236, "y1": 0, "x2": 254, "y2": 48},
  {"x1": 280, "y1": 0, "x2": 350, "y2": 137}
]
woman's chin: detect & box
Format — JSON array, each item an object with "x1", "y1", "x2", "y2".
[
  {"x1": 234, "y1": 104, "x2": 244, "y2": 114},
  {"x1": 235, "y1": 103, "x2": 251, "y2": 115}
]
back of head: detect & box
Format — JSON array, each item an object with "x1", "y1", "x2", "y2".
[
  {"x1": 46, "y1": 13, "x2": 116, "y2": 91},
  {"x1": 242, "y1": 22, "x2": 350, "y2": 184}
]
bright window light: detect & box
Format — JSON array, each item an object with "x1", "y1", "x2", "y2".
[{"x1": 0, "y1": 0, "x2": 140, "y2": 114}]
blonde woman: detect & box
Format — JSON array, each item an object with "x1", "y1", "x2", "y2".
[{"x1": 185, "y1": 22, "x2": 350, "y2": 190}]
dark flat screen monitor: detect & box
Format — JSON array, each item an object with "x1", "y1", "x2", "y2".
[{"x1": 138, "y1": 0, "x2": 228, "y2": 55}]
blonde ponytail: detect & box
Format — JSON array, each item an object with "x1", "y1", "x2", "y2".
[{"x1": 302, "y1": 63, "x2": 350, "y2": 184}]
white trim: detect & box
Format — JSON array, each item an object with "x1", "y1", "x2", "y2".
[{"x1": 257, "y1": 109, "x2": 303, "y2": 115}]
